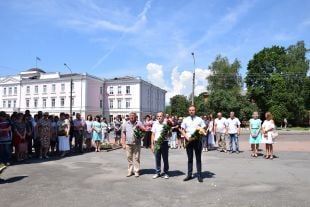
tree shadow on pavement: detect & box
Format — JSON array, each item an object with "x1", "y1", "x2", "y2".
[
  {"x1": 201, "y1": 171, "x2": 215, "y2": 179},
  {"x1": 169, "y1": 170, "x2": 185, "y2": 177},
  {"x1": 140, "y1": 168, "x2": 155, "y2": 175},
  {"x1": 0, "y1": 176, "x2": 28, "y2": 184}
]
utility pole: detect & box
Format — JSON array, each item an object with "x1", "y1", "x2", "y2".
[{"x1": 191, "y1": 52, "x2": 196, "y2": 106}]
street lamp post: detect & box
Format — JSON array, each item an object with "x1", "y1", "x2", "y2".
[
  {"x1": 64, "y1": 63, "x2": 73, "y2": 118},
  {"x1": 191, "y1": 52, "x2": 196, "y2": 106}
]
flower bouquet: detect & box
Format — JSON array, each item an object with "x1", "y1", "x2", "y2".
[
  {"x1": 155, "y1": 120, "x2": 174, "y2": 151},
  {"x1": 185, "y1": 127, "x2": 207, "y2": 148},
  {"x1": 133, "y1": 125, "x2": 145, "y2": 141}
]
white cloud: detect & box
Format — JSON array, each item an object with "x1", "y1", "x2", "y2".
[
  {"x1": 146, "y1": 63, "x2": 212, "y2": 104},
  {"x1": 146, "y1": 63, "x2": 167, "y2": 89}
]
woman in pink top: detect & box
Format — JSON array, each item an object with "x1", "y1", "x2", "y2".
[{"x1": 143, "y1": 115, "x2": 153, "y2": 149}]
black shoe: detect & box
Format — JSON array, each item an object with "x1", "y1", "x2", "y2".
[
  {"x1": 183, "y1": 175, "x2": 193, "y2": 181},
  {"x1": 197, "y1": 176, "x2": 203, "y2": 183}
]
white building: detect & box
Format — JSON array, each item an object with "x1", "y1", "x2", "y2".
[
  {"x1": 0, "y1": 70, "x2": 166, "y2": 121},
  {"x1": 103, "y1": 76, "x2": 166, "y2": 122},
  {"x1": 0, "y1": 68, "x2": 104, "y2": 118}
]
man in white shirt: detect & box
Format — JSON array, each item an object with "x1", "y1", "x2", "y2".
[
  {"x1": 180, "y1": 106, "x2": 206, "y2": 183},
  {"x1": 226, "y1": 111, "x2": 241, "y2": 154},
  {"x1": 151, "y1": 112, "x2": 169, "y2": 179},
  {"x1": 214, "y1": 112, "x2": 227, "y2": 152}
]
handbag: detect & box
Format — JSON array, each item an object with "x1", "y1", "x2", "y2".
[{"x1": 272, "y1": 131, "x2": 279, "y2": 138}]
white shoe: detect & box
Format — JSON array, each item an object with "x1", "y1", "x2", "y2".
[
  {"x1": 163, "y1": 174, "x2": 169, "y2": 179},
  {"x1": 152, "y1": 174, "x2": 160, "y2": 179}
]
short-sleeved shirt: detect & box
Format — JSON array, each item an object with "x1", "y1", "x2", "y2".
[
  {"x1": 73, "y1": 119, "x2": 85, "y2": 131},
  {"x1": 181, "y1": 116, "x2": 206, "y2": 137},
  {"x1": 214, "y1": 118, "x2": 227, "y2": 133},
  {"x1": 151, "y1": 120, "x2": 168, "y2": 142},
  {"x1": 122, "y1": 120, "x2": 143, "y2": 145},
  {"x1": 226, "y1": 117, "x2": 241, "y2": 134}
]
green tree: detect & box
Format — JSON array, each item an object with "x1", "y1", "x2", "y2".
[
  {"x1": 170, "y1": 95, "x2": 190, "y2": 117},
  {"x1": 245, "y1": 41, "x2": 309, "y2": 125},
  {"x1": 207, "y1": 55, "x2": 242, "y2": 92}
]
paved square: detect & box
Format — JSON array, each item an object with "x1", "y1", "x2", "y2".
[{"x1": 1, "y1": 134, "x2": 310, "y2": 207}]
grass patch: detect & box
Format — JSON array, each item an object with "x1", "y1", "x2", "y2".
[{"x1": 279, "y1": 127, "x2": 310, "y2": 131}]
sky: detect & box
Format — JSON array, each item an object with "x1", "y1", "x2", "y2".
[{"x1": 0, "y1": 0, "x2": 310, "y2": 103}]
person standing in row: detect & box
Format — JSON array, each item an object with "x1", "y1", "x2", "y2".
[
  {"x1": 36, "y1": 112, "x2": 52, "y2": 159},
  {"x1": 214, "y1": 112, "x2": 227, "y2": 153},
  {"x1": 262, "y1": 112, "x2": 275, "y2": 160},
  {"x1": 151, "y1": 112, "x2": 170, "y2": 179},
  {"x1": 0, "y1": 111, "x2": 12, "y2": 166},
  {"x1": 85, "y1": 115, "x2": 93, "y2": 152},
  {"x1": 122, "y1": 112, "x2": 143, "y2": 177},
  {"x1": 226, "y1": 112, "x2": 241, "y2": 154},
  {"x1": 249, "y1": 112, "x2": 262, "y2": 157},
  {"x1": 180, "y1": 106, "x2": 206, "y2": 183},
  {"x1": 101, "y1": 117, "x2": 109, "y2": 143},
  {"x1": 73, "y1": 113, "x2": 85, "y2": 154},
  {"x1": 114, "y1": 115, "x2": 122, "y2": 146},
  {"x1": 143, "y1": 115, "x2": 153, "y2": 149},
  {"x1": 57, "y1": 113, "x2": 70, "y2": 157},
  {"x1": 92, "y1": 115, "x2": 102, "y2": 152}
]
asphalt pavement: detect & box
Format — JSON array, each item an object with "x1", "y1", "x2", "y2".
[{"x1": 1, "y1": 133, "x2": 310, "y2": 207}]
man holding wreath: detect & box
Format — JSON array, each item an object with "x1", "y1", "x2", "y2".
[{"x1": 179, "y1": 106, "x2": 206, "y2": 183}]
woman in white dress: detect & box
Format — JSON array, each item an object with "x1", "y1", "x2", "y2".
[
  {"x1": 207, "y1": 114, "x2": 216, "y2": 150},
  {"x1": 57, "y1": 113, "x2": 70, "y2": 157},
  {"x1": 261, "y1": 112, "x2": 275, "y2": 160}
]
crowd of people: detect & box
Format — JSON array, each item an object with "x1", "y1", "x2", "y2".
[{"x1": 0, "y1": 107, "x2": 276, "y2": 182}]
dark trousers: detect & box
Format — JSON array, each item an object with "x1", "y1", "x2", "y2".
[
  {"x1": 74, "y1": 130, "x2": 84, "y2": 153},
  {"x1": 0, "y1": 143, "x2": 12, "y2": 163},
  {"x1": 27, "y1": 137, "x2": 33, "y2": 155},
  {"x1": 154, "y1": 141, "x2": 169, "y2": 174},
  {"x1": 186, "y1": 140, "x2": 202, "y2": 176}
]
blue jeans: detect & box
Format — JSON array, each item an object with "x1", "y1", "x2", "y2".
[
  {"x1": 154, "y1": 141, "x2": 169, "y2": 174},
  {"x1": 0, "y1": 143, "x2": 12, "y2": 164},
  {"x1": 229, "y1": 133, "x2": 239, "y2": 152}
]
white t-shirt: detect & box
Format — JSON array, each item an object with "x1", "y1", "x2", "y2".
[
  {"x1": 181, "y1": 116, "x2": 206, "y2": 137},
  {"x1": 226, "y1": 117, "x2": 241, "y2": 134},
  {"x1": 151, "y1": 120, "x2": 165, "y2": 141},
  {"x1": 214, "y1": 117, "x2": 227, "y2": 133}
]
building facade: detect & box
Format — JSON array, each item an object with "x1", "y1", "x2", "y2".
[
  {"x1": 103, "y1": 76, "x2": 166, "y2": 122},
  {"x1": 0, "y1": 68, "x2": 104, "y2": 118},
  {"x1": 0, "y1": 70, "x2": 166, "y2": 121}
]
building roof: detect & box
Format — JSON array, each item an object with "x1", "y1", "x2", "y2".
[{"x1": 26, "y1": 68, "x2": 46, "y2": 73}]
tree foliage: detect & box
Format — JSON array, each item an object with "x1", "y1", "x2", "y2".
[
  {"x1": 169, "y1": 95, "x2": 190, "y2": 117},
  {"x1": 245, "y1": 41, "x2": 310, "y2": 125}
]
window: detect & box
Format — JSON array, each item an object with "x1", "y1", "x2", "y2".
[
  {"x1": 8, "y1": 87, "x2": 12, "y2": 95},
  {"x1": 126, "y1": 98, "x2": 131, "y2": 109},
  {"x1": 14, "y1": 87, "x2": 17, "y2": 95},
  {"x1": 61, "y1": 97, "x2": 65, "y2": 107},
  {"x1": 35, "y1": 85, "x2": 38, "y2": 94},
  {"x1": 117, "y1": 86, "x2": 122, "y2": 94},
  {"x1": 100, "y1": 100, "x2": 103, "y2": 108},
  {"x1": 43, "y1": 98, "x2": 47, "y2": 108},
  {"x1": 34, "y1": 99, "x2": 38, "y2": 108},
  {"x1": 13, "y1": 100, "x2": 16, "y2": 108},
  {"x1": 109, "y1": 99, "x2": 114, "y2": 109},
  {"x1": 8, "y1": 100, "x2": 11, "y2": 108},
  {"x1": 26, "y1": 99, "x2": 30, "y2": 108},
  {"x1": 3, "y1": 100, "x2": 6, "y2": 108},
  {"x1": 117, "y1": 99, "x2": 122, "y2": 108},
  {"x1": 126, "y1": 86, "x2": 130, "y2": 94},
  {"x1": 52, "y1": 84, "x2": 56, "y2": 93},
  {"x1": 61, "y1": 84, "x2": 65, "y2": 92},
  {"x1": 100, "y1": 86, "x2": 103, "y2": 94},
  {"x1": 109, "y1": 86, "x2": 114, "y2": 95},
  {"x1": 43, "y1": 85, "x2": 47, "y2": 93},
  {"x1": 3, "y1": 88, "x2": 6, "y2": 96},
  {"x1": 26, "y1": 86, "x2": 30, "y2": 94},
  {"x1": 51, "y1": 98, "x2": 55, "y2": 108}
]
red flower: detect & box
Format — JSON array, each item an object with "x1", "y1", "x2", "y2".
[{"x1": 166, "y1": 119, "x2": 173, "y2": 126}]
